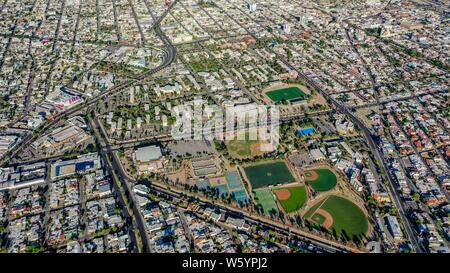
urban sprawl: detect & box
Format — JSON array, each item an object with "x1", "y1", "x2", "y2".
[{"x1": 0, "y1": 0, "x2": 449, "y2": 254}]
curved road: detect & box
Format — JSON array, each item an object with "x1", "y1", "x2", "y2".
[{"x1": 0, "y1": 26, "x2": 176, "y2": 167}]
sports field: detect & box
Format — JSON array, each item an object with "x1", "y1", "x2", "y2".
[
  {"x1": 304, "y1": 168, "x2": 337, "y2": 192},
  {"x1": 254, "y1": 188, "x2": 278, "y2": 215},
  {"x1": 226, "y1": 133, "x2": 259, "y2": 158},
  {"x1": 266, "y1": 87, "x2": 307, "y2": 103},
  {"x1": 244, "y1": 161, "x2": 295, "y2": 189},
  {"x1": 311, "y1": 213, "x2": 326, "y2": 225},
  {"x1": 305, "y1": 195, "x2": 368, "y2": 238},
  {"x1": 274, "y1": 186, "x2": 308, "y2": 213}
]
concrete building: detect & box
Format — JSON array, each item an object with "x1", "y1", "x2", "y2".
[{"x1": 133, "y1": 145, "x2": 164, "y2": 174}]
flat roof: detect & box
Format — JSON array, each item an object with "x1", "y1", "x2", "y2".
[{"x1": 135, "y1": 145, "x2": 162, "y2": 162}]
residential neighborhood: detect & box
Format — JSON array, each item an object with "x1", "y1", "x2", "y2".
[{"x1": 0, "y1": 0, "x2": 448, "y2": 255}]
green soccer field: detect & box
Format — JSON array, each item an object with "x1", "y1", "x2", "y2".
[
  {"x1": 266, "y1": 87, "x2": 307, "y2": 103},
  {"x1": 254, "y1": 188, "x2": 279, "y2": 215},
  {"x1": 306, "y1": 169, "x2": 337, "y2": 192},
  {"x1": 305, "y1": 195, "x2": 368, "y2": 238},
  {"x1": 275, "y1": 186, "x2": 308, "y2": 213},
  {"x1": 244, "y1": 161, "x2": 295, "y2": 189}
]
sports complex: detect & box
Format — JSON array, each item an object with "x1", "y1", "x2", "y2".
[
  {"x1": 243, "y1": 160, "x2": 369, "y2": 238},
  {"x1": 243, "y1": 160, "x2": 302, "y2": 215},
  {"x1": 253, "y1": 185, "x2": 308, "y2": 215}
]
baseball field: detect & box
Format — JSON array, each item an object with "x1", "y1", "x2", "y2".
[
  {"x1": 274, "y1": 186, "x2": 308, "y2": 213},
  {"x1": 304, "y1": 168, "x2": 337, "y2": 192},
  {"x1": 244, "y1": 161, "x2": 296, "y2": 189},
  {"x1": 226, "y1": 133, "x2": 259, "y2": 159},
  {"x1": 304, "y1": 195, "x2": 368, "y2": 238},
  {"x1": 266, "y1": 86, "x2": 307, "y2": 103}
]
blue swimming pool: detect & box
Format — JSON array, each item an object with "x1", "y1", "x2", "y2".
[{"x1": 295, "y1": 127, "x2": 315, "y2": 135}]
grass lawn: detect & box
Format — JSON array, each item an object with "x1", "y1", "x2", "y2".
[
  {"x1": 306, "y1": 169, "x2": 337, "y2": 192},
  {"x1": 266, "y1": 87, "x2": 307, "y2": 103},
  {"x1": 303, "y1": 198, "x2": 326, "y2": 219},
  {"x1": 226, "y1": 133, "x2": 258, "y2": 158},
  {"x1": 305, "y1": 195, "x2": 368, "y2": 238},
  {"x1": 275, "y1": 186, "x2": 308, "y2": 213},
  {"x1": 244, "y1": 161, "x2": 295, "y2": 189},
  {"x1": 254, "y1": 188, "x2": 278, "y2": 215},
  {"x1": 311, "y1": 213, "x2": 326, "y2": 225}
]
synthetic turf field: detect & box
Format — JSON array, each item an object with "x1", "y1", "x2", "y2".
[
  {"x1": 266, "y1": 87, "x2": 307, "y2": 102},
  {"x1": 254, "y1": 188, "x2": 278, "y2": 215},
  {"x1": 244, "y1": 161, "x2": 295, "y2": 189}
]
